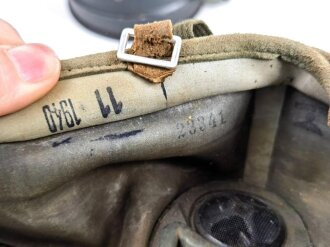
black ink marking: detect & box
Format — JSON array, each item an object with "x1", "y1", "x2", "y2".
[
  {"x1": 43, "y1": 99, "x2": 81, "y2": 133},
  {"x1": 95, "y1": 89, "x2": 111, "y2": 118},
  {"x1": 91, "y1": 129, "x2": 143, "y2": 142},
  {"x1": 60, "y1": 100, "x2": 74, "y2": 128},
  {"x1": 43, "y1": 105, "x2": 57, "y2": 133},
  {"x1": 161, "y1": 82, "x2": 168, "y2": 100},
  {"x1": 68, "y1": 99, "x2": 82, "y2": 125},
  {"x1": 52, "y1": 137, "x2": 72, "y2": 147},
  {"x1": 107, "y1": 87, "x2": 123, "y2": 114},
  {"x1": 52, "y1": 103, "x2": 63, "y2": 130},
  {"x1": 95, "y1": 87, "x2": 123, "y2": 118}
]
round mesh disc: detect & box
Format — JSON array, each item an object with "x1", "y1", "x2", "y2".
[{"x1": 194, "y1": 191, "x2": 285, "y2": 247}]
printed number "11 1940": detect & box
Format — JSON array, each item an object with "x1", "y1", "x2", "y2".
[{"x1": 176, "y1": 111, "x2": 226, "y2": 139}]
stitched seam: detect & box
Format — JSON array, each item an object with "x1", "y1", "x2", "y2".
[
  {"x1": 60, "y1": 51, "x2": 280, "y2": 73},
  {"x1": 61, "y1": 65, "x2": 114, "y2": 73}
]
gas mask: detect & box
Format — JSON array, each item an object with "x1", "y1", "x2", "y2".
[{"x1": 0, "y1": 20, "x2": 329, "y2": 247}]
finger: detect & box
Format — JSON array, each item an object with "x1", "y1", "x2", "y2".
[
  {"x1": 0, "y1": 43, "x2": 61, "y2": 116},
  {"x1": 0, "y1": 19, "x2": 24, "y2": 45}
]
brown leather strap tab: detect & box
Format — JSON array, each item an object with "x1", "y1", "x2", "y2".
[
  {"x1": 128, "y1": 20, "x2": 176, "y2": 83},
  {"x1": 132, "y1": 20, "x2": 173, "y2": 57}
]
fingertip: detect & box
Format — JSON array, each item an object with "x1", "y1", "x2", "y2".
[
  {"x1": 8, "y1": 43, "x2": 60, "y2": 83},
  {"x1": 0, "y1": 44, "x2": 61, "y2": 116}
]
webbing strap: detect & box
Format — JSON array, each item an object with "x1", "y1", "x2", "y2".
[{"x1": 1, "y1": 20, "x2": 330, "y2": 143}]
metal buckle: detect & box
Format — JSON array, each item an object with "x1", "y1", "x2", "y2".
[{"x1": 117, "y1": 28, "x2": 182, "y2": 69}]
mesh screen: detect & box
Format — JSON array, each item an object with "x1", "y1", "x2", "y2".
[{"x1": 195, "y1": 192, "x2": 285, "y2": 247}]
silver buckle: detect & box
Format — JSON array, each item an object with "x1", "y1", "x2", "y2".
[{"x1": 117, "y1": 28, "x2": 182, "y2": 69}]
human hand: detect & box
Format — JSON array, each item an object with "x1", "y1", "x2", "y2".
[{"x1": 0, "y1": 19, "x2": 60, "y2": 116}]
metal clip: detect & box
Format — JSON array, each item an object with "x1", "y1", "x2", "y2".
[{"x1": 117, "y1": 28, "x2": 182, "y2": 69}]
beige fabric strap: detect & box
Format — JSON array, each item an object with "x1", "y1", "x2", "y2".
[
  {"x1": 173, "y1": 19, "x2": 212, "y2": 39},
  {"x1": 1, "y1": 20, "x2": 330, "y2": 142},
  {"x1": 0, "y1": 58, "x2": 327, "y2": 143},
  {"x1": 59, "y1": 34, "x2": 330, "y2": 108}
]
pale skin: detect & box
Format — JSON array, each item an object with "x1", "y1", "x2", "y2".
[{"x1": 0, "y1": 19, "x2": 60, "y2": 116}]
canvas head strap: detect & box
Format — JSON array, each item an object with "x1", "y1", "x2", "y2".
[{"x1": 0, "y1": 19, "x2": 329, "y2": 143}]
